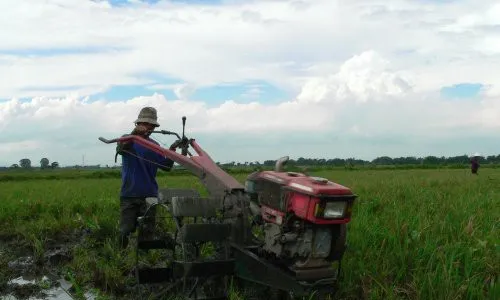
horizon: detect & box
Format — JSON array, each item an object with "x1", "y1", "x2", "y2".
[
  {"x1": 2, "y1": 151, "x2": 497, "y2": 169},
  {"x1": 1, "y1": 0, "x2": 499, "y2": 167}
]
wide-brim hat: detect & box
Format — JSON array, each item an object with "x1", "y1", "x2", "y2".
[{"x1": 134, "y1": 106, "x2": 160, "y2": 127}]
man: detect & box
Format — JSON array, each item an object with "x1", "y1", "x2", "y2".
[
  {"x1": 470, "y1": 153, "x2": 480, "y2": 175},
  {"x1": 116, "y1": 106, "x2": 177, "y2": 248}
]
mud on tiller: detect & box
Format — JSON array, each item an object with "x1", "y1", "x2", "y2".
[{"x1": 98, "y1": 116, "x2": 357, "y2": 300}]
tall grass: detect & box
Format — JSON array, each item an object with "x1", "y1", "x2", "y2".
[{"x1": 0, "y1": 168, "x2": 498, "y2": 299}]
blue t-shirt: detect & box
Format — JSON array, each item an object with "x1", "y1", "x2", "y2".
[{"x1": 119, "y1": 137, "x2": 174, "y2": 198}]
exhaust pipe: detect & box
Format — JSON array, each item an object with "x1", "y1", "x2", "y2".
[{"x1": 275, "y1": 156, "x2": 289, "y2": 172}]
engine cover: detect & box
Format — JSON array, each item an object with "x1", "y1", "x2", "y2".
[
  {"x1": 262, "y1": 222, "x2": 332, "y2": 260},
  {"x1": 245, "y1": 170, "x2": 356, "y2": 225}
]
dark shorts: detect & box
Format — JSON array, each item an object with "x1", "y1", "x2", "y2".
[{"x1": 119, "y1": 197, "x2": 156, "y2": 238}]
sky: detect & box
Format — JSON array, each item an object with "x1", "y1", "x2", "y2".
[{"x1": 1, "y1": 0, "x2": 499, "y2": 167}]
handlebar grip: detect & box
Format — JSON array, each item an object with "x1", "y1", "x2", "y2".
[{"x1": 98, "y1": 137, "x2": 117, "y2": 144}]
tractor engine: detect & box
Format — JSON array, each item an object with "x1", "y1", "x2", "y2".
[
  {"x1": 261, "y1": 208, "x2": 333, "y2": 261},
  {"x1": 245, "y1": 158, "x2": 356, "y2": 276}
]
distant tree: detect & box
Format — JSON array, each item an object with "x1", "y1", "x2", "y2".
[
  {"x1": 19, "y1": 158, "x2": 31, "y2": 169},
  {"x1": 263, "y1": 160, "x2": 275, "y2": 166},
  {"x1": 51, "y1": 162, "x2": 59, "y2": 169},
  {"x1": 10, "y1": 164, "x2": 19, "y2": 169},
  {"x1": 423, "y1": 156, "x2": 440, "y2": 165},
  {"x1": 40, "y1": 158, "x2": 50, "y2": 169},
  {"x1": 372, "y1": 156, "x2": 393, "y2": 165}
]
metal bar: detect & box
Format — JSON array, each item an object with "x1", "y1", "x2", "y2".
[
  {"x1": 179, "y1": 223, "x2": 232, "y2": 242},
  {"x1": 136, "y1": 267, "x2": 173, "y2": 284},
  {"x1": 98, "y1": 135, "x2": 245, "y2": 194},
  {"x1": 170, "y1": 197, "x2": 222, "y2": 217},
  {"x1": 99, "y1": 135, "x2": 205, "y2": 177},
  {"x1": 173, "y1": 260, "x2": 235, "y2": 278},
  {"x1": 230, "y1": 243, "x2": 338, "y2": 297},
  {"x1": 137, "y1": 239, "x2": 175, "y2": 250}
]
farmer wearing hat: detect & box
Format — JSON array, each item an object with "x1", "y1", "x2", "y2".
[
  {"x1": 470, "y1": 153, "x2": 480, "y2": 175},
  {"x1": 116, "y1": 107, "x2": 177, "y2": 248}
]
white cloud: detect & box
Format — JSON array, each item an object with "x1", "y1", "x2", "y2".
[
  {"x1": 1, "y1": 48, "x2": 498, "y2": 166},
  {"x1": 297, "y1": 50, "x2": 413, "y2": 104},
  {"x1": 1, "y1": 0, "x2": 500, "y2": 166},
  {"x1": 172, "y1": 83, "x2": 197, "y2": 100},
  {"x1": 0, "y1": 0, "x2": 498, "y2": 96},
  {"x1": 440, "y1": 3, "x2": 500, "y2": 32}
]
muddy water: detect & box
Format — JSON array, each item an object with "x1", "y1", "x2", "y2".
[
  {"x1": 1, "y1": 233, "x2": 97, "y2": 300},
  {"x1": 1, "y1": 275, "x2": 96, "y2": 300}
]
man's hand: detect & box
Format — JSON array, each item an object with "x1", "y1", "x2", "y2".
[{"x1": 169, "y1": 139, "x2": 181, "y2": 151}]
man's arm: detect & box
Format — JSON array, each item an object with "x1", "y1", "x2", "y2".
[
  {"x1": 116, "y1": 134, "x2": 133, "y2": 152},
  {"x1": 158, "y1": 156, "x2": 175, "y2": 172},
  {"x1": 150, "y1": 139, "x2": 177, "y2": 172},
  {"x1": 115, "y1": 134, "x2": 135, "y2": 162},
  {"x1": 116, "y1": 125, "x2": 148, "y2": 159}
]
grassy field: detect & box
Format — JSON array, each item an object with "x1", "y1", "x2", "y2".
[{"x1": 0, "y1": 168, "x2": 498, "y2": 299}]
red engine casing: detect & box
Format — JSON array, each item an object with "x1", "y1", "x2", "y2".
[{"x1": 246, "y1": 170, "x2": 356, "y2": 225}]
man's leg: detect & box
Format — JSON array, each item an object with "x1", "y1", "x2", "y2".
[
  {"x1": 119, "y1": 198, "x2": 140, "y2": 248},
  {"x1": 138, "y1": 199, "x2": 157, "y2": 241}
]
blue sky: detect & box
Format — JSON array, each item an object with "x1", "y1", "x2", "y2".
[
  {"x1": 88, "y1": 82, "x2": 290, "y2": 104},
  {"x1": 0, "y1": 47, "x2": 123, "y2": 57},
  {"x1": 108, "y1": 0, "x2": 222, "y2": 6},
  {"x1": 440, "y1": 83, "x2": 484, "y2": 99},
  {"x1": 0, "y1": 0, "x2": 499, "y2": 167},
  {"x1": 86, "y1": 72, "x2": 290, "y2": 105}
]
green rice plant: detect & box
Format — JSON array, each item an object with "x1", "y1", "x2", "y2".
[{"x1": 0, "y1": 168, "x2": 498, "y2": 299}]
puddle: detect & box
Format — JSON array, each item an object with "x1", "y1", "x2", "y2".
[
  {"x1": 8, "y1": 276, "x2": 49, "y2": 286},
  {"x1": 1, "y1": 233, "x2": 100, "y2": 300},
  {"x1": 1, "y1": 276, "x2": 97, "y2": 300},
  {"x1": 7, "y1": 256, "x2": 34, "y2": 271},
  {"x1": 44, "y1": 248, "x2": 72, "y2": 267}
]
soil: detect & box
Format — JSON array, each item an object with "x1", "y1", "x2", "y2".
[
  {"x1": 2, "y1": 281, "x2": 47, "y2": 299},
  {"x1": 0, "y1": 230, "x2": 89, "y2": 300},
  {"x1": 0, "y1": 229, "x2": 174, "y2": 300}
]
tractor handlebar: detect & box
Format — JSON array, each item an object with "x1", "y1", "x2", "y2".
[
  {"x1": 98, "y1": 133, "x2": 206, "y2": 177},
  {"x1": 98, "y1": 115, "x2": 245, "y2": 193},
  {"x1": 151, "y1": 129, "x2": 191, "y2": 155},
  {"x1": 151, "y1": 116, "x2": 191, "y2": 155},
  {"x1": 98, "y1": 116, "x2": 202, "y2": 171},
  {"x1": 152, "y1": 130, "x2": 181, "y2": 140},
  {"x1": 98, "y1": 137, "x2": 119, "y2": 144}
]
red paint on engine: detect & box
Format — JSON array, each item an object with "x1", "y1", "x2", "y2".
[
  {"x1": 260, "y1": 171, "x2": 353, "y2": 196},
  {"x1": 286, "y1": 192, "x2": 311, "y2": 219},
  {"x1": 261, "y1": 205, "x2": 285, "y2": 224},
  {"x1": 252, "y1": 171, "x2": 355, "y2": 225}
]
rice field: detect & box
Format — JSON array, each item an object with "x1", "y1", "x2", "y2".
[{"x1": 0, "y1": 167, "x2": 498, "y2": 299}]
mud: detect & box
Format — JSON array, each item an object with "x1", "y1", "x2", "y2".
[
  {"x1": 1, "y1": 276, "x2": 96, "y2": 300},
  {"x1": 0, "y1": 230, "x2": 96, "y2": 300},
  {"x1": 1, "y1": 229, "x2": 180, "y2": 300}
]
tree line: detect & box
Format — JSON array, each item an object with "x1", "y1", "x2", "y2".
[
  {"x1": 9, "y1": 158, "x2": 59, "y2": 169},
  {"x1": 4, "y1": 154, "x2": 499, "y2": 170},
  {"x1": 218, "y1": 154, "x2": 500, "y2": 168}
]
